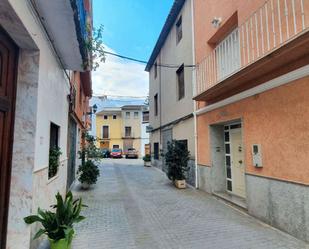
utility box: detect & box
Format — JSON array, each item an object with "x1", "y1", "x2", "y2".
[{"x1": 252, "y1": 144, "x2": 262, "y2": 167}]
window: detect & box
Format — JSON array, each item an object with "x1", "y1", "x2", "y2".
[
  {"x1": 125, "y1": 126, "x2": 132, "y2": 137},
  {"x1": 176, "y1": 16, "x2": 182, "y2": 44},
  {"x1": 154, "y1": 143, "x2": 159, "y2": 160},
  {"x1": 102, "y1": 126, "x2": 109, "y2": 138},
  {"x1": 154, "y1": 62, "x2": 158, "y2": 79},
  {"x1": 177, "y1": 65, "x2": 185, "y2": 100},
  {"x1": 142, "y1": 111, "x2": 149, "y2": 123},
  {"x1": 134, "y1": 112, "x2": 139, "y2": 119},
  {"x1": 113, "y1": 145, "x2": 119, "y2": 149},
  {"x1": 104, "y1": 115, "x2": 108, "y2": 120},
  {"x1": 49, "y1": 123, "x2": 60, "y2": 179},
  {"x1": 154, "y1": 94, "x2": 158, "y2": 116},
  {"x1": 113, "y1": 115, "x2": 117, "y2": 120},
  {"x1": 126, "y1": 112, "x2": 130, "y2": 119},
  {"x1": 216, "y1": 28, "x2": 240, "y2": 81}
]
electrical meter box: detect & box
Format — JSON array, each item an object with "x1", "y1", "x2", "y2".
[{"x1": 252, "y1": 144, "x2": 262, "y2": 167}]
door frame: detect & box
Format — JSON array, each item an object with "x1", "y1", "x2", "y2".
[
  {"x1": 223, "y1": 122, "x2": 245, "y2": 197},
  {"x1": 0, "y1": 27, "x2": 19, "y2": 249}
]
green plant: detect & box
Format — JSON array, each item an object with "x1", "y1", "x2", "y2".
[
  {"x1": 164, "y1": 140, "x2": 190, "y2": 181},
  {"x1": 24, "y1": 191, "x2": 86, "y2": 245},
  {"x1": 78, "y1": 132, "x2": 101, "y2": 164},
  {"x1": 49, "y1": 147, "x2": 62, "y2": 179},
  {"x1": 143, "y1": 154, "x2": 151, "y2": 162},
  {"x1": 77, "y1": 160, "x2": 100, "y2": 185},
  {"x1": 83, "y1": 24, "x2": 105, "y2": 71}
]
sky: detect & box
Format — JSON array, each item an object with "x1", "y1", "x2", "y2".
[{"x1": 92, "y1": 0, "x2": 174, "y2": 99}]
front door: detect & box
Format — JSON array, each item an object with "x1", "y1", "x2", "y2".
[
  {"x1": 0, "y1": 28, "x2": 18, "y2": 248},
  {"x1": 224, "y1": 124, "x2": 246, "y2": 198},
  {"x1": 67, "y1": 117, "x2": 77, "y2": 189}
]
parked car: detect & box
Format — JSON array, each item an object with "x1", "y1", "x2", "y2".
[
  {"x1": 125, "y1": 148, "x2": 138, "y2": 159},
  {"x1": 101, "y1": 148, "x2": 110, "y2": 158},
  {"x1": 110, "y1": 148, "x2": 123, "y2": 158}
]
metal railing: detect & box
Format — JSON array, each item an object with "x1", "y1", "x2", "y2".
[{"x1": 195, "y1": 0, "x2": 309, "y2": 96}]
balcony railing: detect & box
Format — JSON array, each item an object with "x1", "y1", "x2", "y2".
[{"x1": 195, "y1": 0, "x2": 309, "y2": 97}]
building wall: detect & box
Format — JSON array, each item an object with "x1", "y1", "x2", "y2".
[
  {"x1": 149, "y1": 0, "x2": 194, "y2": 130},
  {"x1": 2, "y1": 1, "x2": 73, "y2": 248},
  {"x1": 96, "y1": 112, "x2": 122, "y2": 148},
  {"x1": 197, "y1": 76, "x2": 309, "y2": 185}
]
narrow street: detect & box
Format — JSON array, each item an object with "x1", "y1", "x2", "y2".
[{"x1": 72, "y1": 159, "x2": 307, "y2": 249}]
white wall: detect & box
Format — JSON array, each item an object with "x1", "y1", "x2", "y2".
[
  {"x1": 4, "y1": 1, "x2": 71, "y2": 248},
  {"x1": 149, "y1": 0, "x2": 194, "y2": 129}
]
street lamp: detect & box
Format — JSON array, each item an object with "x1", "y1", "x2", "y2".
[{"x1": 87, "y1": 104, "x2": 97, "y2": 115}]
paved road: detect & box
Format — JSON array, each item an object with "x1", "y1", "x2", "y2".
[{"x1": 72, "y1": 159, "x2": 308, "y2": 249}]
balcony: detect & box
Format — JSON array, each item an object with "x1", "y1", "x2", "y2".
[
  {"x1": 194, "y1": 0, "x2": 309, "y2": 103},
  {"x1": 122, "y1": 132, "x2": 136, "y2": 139}
]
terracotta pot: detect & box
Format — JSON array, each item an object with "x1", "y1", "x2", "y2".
[
  {"x1": 174, "y1": 179, "x2": 186, "y2": 189},
  {"x1": 144, "y1": 161, "x2": 151, "y2": 167},
  {"x1": 49, "y1": 238, "x2": 72, "y2": 249},
  {"x1": 81, "y1": 182, "x2": 90, "y2": 189}
]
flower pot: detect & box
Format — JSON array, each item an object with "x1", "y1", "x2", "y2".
[
  {"x1": 49, "y1": 238, "x2": 72, "y2": 249},
  {"x1": 144, "y1": 161, "x2": 151, "y2": 167},
  {"x1": 81, "y1": 182, "x2": 90, "y2": 189},
  {"x1": 174, "y1": 179, "x2": 186, "y2": 189}
]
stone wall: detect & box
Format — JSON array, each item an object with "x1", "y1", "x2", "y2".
[{"x1": 246, "y1": 174, "x2": 309, "y2": 242}]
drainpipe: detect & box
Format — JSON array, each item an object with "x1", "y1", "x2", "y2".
[{"x1": 191, "y1": 0, "x2": 198, "y2": 189}]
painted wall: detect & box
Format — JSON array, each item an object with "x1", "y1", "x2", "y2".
[
  {"x1": 197, "y1": 76, "x2": 309, "y2": 185},
  {"x1": 149, "y1": 0, "x2": 194, "y2": 130},
  {"x1": 2, "y1": 1, "x2": 72, "y2": 248},
  {"x1": 96, "y1": 111, "x2": 122, "y2": 148}
]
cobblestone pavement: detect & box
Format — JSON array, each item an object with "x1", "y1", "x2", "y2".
[{"x1": 72, "y1": 159, "x2": 308, "y2": 249}]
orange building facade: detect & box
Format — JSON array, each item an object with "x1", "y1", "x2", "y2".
[{"x1": 193, "y1": 0, "x2": 309, "y2": 242}]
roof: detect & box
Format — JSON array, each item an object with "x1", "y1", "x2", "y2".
[
  {"x1": 121, "y1": 105, "x2": 146, "y2": 111},
  {"x1": 145, "y1": 0, "x2": 185, "y2": 72},
  {"x1": 96, "y1": 107, "x2": 122, "y2": 115}
]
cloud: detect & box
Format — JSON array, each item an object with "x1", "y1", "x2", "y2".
[{"x1": 92, "y1": 45, "x2": 148, "y2": 97}]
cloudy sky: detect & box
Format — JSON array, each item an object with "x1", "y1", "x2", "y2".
[
  {"x1": 92, "y1": 0, "x2": 174, "y2": 98},
  {"x1": 92, "y1": 45, "x2": 148, "y2": 97}
]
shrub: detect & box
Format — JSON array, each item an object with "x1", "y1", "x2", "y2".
[
  {"x1": 24, "y1": 191, "x2": 86, "y2": 243},
  {"x1": 164, "y1": 140, "x2": 190, "y2": 181},
  {"x1": 77, "y1": 160, "x2": 100, "y2": 185},
  {"x1": 143, "y1": 154, "x2": 151, "y2": 162},
  {"x1": 48, "y1": 147, "x2": 62, "y2": 178}
]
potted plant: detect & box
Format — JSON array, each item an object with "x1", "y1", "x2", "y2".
[
  {"x1": 24, "y1": 191, "x2": 86, "y2": 249},
  {"x1": 164, "y1": 140, "x2": 190, "y2": 189},
  {"x1": 77, "y1": 160, "x2": 100, "y2": 189},
  {"x1": 143, "y1": 154, "x2": 151, "y2": 167}
]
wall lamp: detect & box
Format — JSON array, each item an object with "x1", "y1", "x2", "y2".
[
  {"x1": 87, "y1": 104, "x2": 97, "y2": 115},
  {"x1": 211, "y1": 17, "x2": 222, "y2": 28}
]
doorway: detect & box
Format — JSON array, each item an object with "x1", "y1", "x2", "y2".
[
  {"x1": 67, "y1": 117, "x2": 77, "y2": 189},
  {"x1": 0, "y1": 27, "x2": 18, "y2": 248},
  {"x1": 224, "y1": 124, "x2": 246, "y2": 198}
]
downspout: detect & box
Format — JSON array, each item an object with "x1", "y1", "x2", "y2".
[{"x1": 191, "y1": 0, "x2": 198, "y2": 189}]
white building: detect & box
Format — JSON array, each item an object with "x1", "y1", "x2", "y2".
[
  {"x1": 0, "y1": 1, "x2": 92, "y2": 248},
  {"x1": 145, "y1": 0, "x2": 196, "y2": 185}
]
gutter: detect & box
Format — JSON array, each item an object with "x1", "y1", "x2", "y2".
[{"x1": 190, "y1": 0, "x2": 198, "y2": 189}]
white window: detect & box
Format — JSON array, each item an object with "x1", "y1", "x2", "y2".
[
  {"x1": 134, "y1": 112, "x2": 139, "y2": 119},
  {"x1": 126, "y1": 112, "x2": 130, "y2": 119},
  {"x1": 216, "y1": 28, "x2": 240, "y2": 81},
  {"x1": 104, "y1": 115, "x2": 108, "y2": 120},
  {"x1": 113, "y1": 115, "x2": 117, "y2": 120}
]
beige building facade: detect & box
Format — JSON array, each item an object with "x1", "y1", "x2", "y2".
[
  {"x1": 146, "y1": 0, "x2": 196, "y2": 186},
  {"x1": 96, "y1": 105, "x2": 149, "y2": 157}
]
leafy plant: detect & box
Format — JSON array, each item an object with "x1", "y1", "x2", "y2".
[
  {"x1": 83, "y1": 24, "x2": 105, "y2": 71},
  {"x1": 164, "y1": 140, "x2": 190, "y2": 181},
  {"x1": 24, "y1": 191, "x2": 86, "y2": 244},
  {"x1": 143, "y1": 154, "x2": 151, "y2": 162},
  {"x1": 78, "y1": 132, "x2": 101, "y2": 164},
  {"x1": 48, "y1": 147, "x2": 62, "y2": 179},
  {"x1": 77, "y1": 160, "x2": 100, "y2": 185}
]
